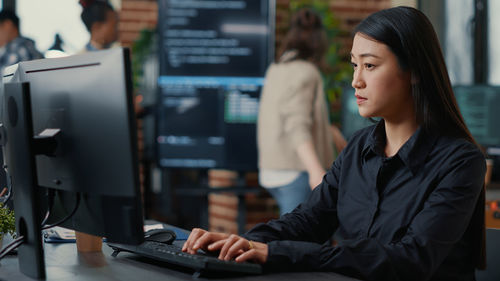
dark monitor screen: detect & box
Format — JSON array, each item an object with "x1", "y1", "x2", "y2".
[
  {"x1": 156, "y1": 0, "x2": 274, "y2": 170},
  {"x1": 158, "y1": 0, "x2": 272, "y2": 77},
  {"x1": 1, "y1": 48, "x2": 144, "y2": 277},
  {"x1": 341, "y1": 87, "x2": 374, "y2": 140},
  {"x1": 453, "y1": 85, "x2": 500, "y2": 147},
  {"x1": 454, "y1": 85, "x2": 500, "y2": 182}
]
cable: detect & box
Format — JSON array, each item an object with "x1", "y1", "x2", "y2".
[
  {"x1": 42, "y1": 192, "x2": 80, "y2": 230},
  {"x1": 0, "y1": 173, "x2": 13, "y2": 205},
  {"x1": 0, "y1": 235, "x2": 25, "y2": 260},
  {"x1": 40, "y1": 188, "x2": 56, "y2": 226},
  {"x1": 0, "y1": 187, "x2": 6, "y2": 197},
  {"x1": 0, "y1": 192, "x2": 79, "y2": 260}
]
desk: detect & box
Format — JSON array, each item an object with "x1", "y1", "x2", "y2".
[{"x1": 0, "y1": 242, "x2": 361, "y2": 281}]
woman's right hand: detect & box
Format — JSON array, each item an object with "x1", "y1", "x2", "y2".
[
  {"x1": 182, "y1": 228, "x2": 230, "y2": 255},
  {"x1": 182, "y1": 228, "x2": 268, "y2": 263}
]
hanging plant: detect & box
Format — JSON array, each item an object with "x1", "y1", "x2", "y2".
[
  {"x1": 0, "y1": 203, "x2": 16, "y2": 238},
  {"x1": 131, "y1": 28, "x2": 157, "y2": 94}
]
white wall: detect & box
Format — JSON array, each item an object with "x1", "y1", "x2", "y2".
[
  {"x1": 17, "y1": 0, "x2": 91, "y2": 55},
  {"x1": 488, "y1": 0, "x2": 500, "y2": 84},
  {"x1": 444, "y1": 0, "x2": 474, "y2": 85}
]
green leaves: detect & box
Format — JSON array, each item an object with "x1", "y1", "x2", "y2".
[
  {"x1": 131, "y1": 28, "x2": 157, "y2": 94},
  {"x1": 0, "y1": 203, "x2": 15, "y2": 237}
]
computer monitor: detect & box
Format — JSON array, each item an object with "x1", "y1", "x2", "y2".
[
  {"x1": 453, "y1": 85, "x2": 500, "y2": 146},
  {"x1": 341, "y1": 86, "x2": 374, "y2": 140},
  {"x1": 1, "y1": 48, "x2": 144, "y2": 278},
  {"x1": 454, "y1": 85, "x2": 500, "y2": 181},
  {"x1": 156, "y1": 0, "x2": 275, "y2": 170}
]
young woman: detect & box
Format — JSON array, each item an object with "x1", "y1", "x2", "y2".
[
  {"x1": 258, "y1": 8, "x2": 345, "y2": 216},
  {"x1": 182, "y1": 7, "x2": 485, "y2": 281},
  {"x1": 80, "y1": 0, "x2": 118, "y2": 51}
]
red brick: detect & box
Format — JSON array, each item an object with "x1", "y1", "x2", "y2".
[
  {"x1": 120, "y1": 10, "x2": 158, "y2": 22},
  {"x1": 122, "y1": 0, "x2": 157, "y2": 11}
]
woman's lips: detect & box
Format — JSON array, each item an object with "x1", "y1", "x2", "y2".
[{"x1": 355, "y1": 95, "x2": 367, "y2": 105}]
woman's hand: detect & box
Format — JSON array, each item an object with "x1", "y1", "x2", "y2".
[
  {"x1": 209, "y1": 234, "x2": 268, "y2": 263},
  {"x1": 182, "y1": 229, "x2": 268, "y2": 263},
  {"x1": 182, "y1": 228, "x2": 229, "y2": 255}
]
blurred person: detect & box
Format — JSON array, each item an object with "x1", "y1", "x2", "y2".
[
  {"x1": 183, "y1": 7, "x2": 486, "y2": 281},
  {"x1": 0, "y1": 10, "x2": 43, "y2": 71},
  {"x1": 80, "y1": 0, "x2": 118, "y2": 51},
  {"x1": 257, "y1": 8, "x2": 346, "y2": 216}
]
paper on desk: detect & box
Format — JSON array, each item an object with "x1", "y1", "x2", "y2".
[
  {"x1": 43, "y1": 226, "x2": 76, "y2": 242},
  {"x1": 43, "y1": 224, "x2": 168, "y2": 243},
  {"x1": 144, "y1": 224, "x2": 166, "y2": 232}
]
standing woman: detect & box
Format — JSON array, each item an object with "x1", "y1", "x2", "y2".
[
  {"x1": 258, "y1": 8, "x2": 345, "y2": 216},
  {"x1": 183, "y1": 6, "x2": 486, "y2": 281},
  {"x1": 79, "y1": 0, "x2": 118, "y2": 51}
]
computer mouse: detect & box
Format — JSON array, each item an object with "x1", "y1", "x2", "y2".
[{"x1": 144, "y1": 229, "x2": 176, "y2": 244}]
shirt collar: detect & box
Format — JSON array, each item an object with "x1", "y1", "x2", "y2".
[
  {"x1": 361, "y1": 120, "x2": 385, "y2": 159},
  {"x1": 362, "y1": 119, "x2": 437, "y2": 175},
  {"x1": 85, "y1": 42, "x2": 99, "y2": 52}
]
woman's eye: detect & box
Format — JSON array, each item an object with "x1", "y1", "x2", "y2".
[
  {"x1": 365, "y1": 63, "x2": 375, "y2": 69},
  {"x1": 350, "y1": 62, "x2": 357, "y2": 68}
]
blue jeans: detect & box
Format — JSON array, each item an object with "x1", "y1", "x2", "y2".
[{"x1": 266, "y1": 172, "x2": 311, "y2": 216}]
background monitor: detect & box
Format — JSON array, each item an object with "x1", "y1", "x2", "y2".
[
  {"x1": 1, "y1": 48, "x2": 144, "y2": 278},
  {"x1": 454, "y1": 85, "x2": 500, "y2": 181},
  {"x1": 453, "y1": 85, "x2": 500, "y2": 147},
  {"x1": 156, "y1": 0, "x2": 275, "y2": 170},
  {"x1": 341, "y1": 86, "x2": 374, "y2": 140}
]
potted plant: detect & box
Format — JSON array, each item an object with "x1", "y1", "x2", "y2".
[{"x1": 0, "y1": 203, "x2": 16, "y2": 248}]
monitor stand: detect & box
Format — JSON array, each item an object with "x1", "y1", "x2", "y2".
[{"x1": 1, "y1": 82, "x2": 45, "y2": 279}]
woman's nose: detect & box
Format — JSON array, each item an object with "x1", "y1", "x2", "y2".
[{"x1": 351, "y1": 72, "x2": 366, "y2": 89}]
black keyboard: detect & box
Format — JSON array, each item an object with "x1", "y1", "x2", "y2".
[{"x1": 108, "y1": 241, "x2": 262, "y2": 276}]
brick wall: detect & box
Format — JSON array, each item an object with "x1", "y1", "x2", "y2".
[{"x1": 119, "y1": 0, "x2": 158, "y2": 48}]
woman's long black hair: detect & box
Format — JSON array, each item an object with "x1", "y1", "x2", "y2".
[
  {"x1": 354, "y1": 6, "x2": 485, "y2": 269},
  {"x1": 354, "y1": 6, "x2": 476, "y2": 146}
]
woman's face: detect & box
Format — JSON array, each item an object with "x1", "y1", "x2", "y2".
[
  {"x1": 92, "y1": 10, "x2": 118, "y2": 47},
  {"x1": 101, "y1": 10, "x2": 118, "y2": 45},
  {"x1": 350, "y1": 33, "x2": 413, "y2": 122}
]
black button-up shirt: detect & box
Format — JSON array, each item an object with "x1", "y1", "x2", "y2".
[{"x1": 244, "y1": 121, "x2": 485, "y2": 281}]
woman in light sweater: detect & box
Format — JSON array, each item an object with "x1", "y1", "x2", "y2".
[{"x1": 258, "y1": 8, "x2": 345, "y2": 216}]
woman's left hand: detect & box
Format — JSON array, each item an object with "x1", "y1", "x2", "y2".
[{"x1": 208, "y1": 234, "x2": 268, "y2": 264}]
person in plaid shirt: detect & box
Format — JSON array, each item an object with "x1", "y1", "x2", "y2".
[{"x1": 0, "y1": 10, "x2": 43, "y2": 72}]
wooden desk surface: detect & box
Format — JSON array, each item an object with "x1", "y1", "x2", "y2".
[{"x1": 0, "y1": 241, "x2": 361, "y2": 281}]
